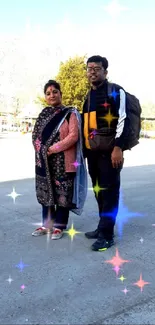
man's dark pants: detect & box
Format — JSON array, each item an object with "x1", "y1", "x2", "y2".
[{"x1": 86, "y1": 150, "x2": 123, "y2": 240}]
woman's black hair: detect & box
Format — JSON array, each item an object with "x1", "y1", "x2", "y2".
[
  {"x1": 87, "y1": 55, "x2": 108, "y2": 70},
  {"x1": 44, "y1": 80, "x2": 62, "y2": 95}
]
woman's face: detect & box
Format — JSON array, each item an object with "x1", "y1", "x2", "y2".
[{"x1": 45, "y1": 85, "x2": 62, "y2": 107}]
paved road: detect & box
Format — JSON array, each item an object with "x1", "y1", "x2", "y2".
[{"x1": 0, "y1": 135, "x2": 155, "y2": 324}]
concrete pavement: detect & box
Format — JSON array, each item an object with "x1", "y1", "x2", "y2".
[{"x1": 0, "y1": 136, "x2": 155, "y2": 324}]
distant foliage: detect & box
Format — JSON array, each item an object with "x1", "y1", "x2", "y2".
[
  {"x1": 141, "y1": 120, "x2": 155, "y2": 131},
  {"x1": 56, "y1": 55, "x2": 90, "y2": 112},
  {"x1": 35, "y1": 56, "x2": 155, "y2": 120}
]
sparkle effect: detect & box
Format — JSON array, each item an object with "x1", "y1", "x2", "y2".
[
  {"x1": 113, "y1": 265, "x2": 120, "y2": 276},
  {"x1": 100, "y1": 102, "x2": 110, "y2": 109},
  {"x1": 100, "y1": 108, "x2": 118, "y2": 128},
  {"x1": 7, "y1": 187, "x2": 22, "y2": 203},
  {"x1": 105, "y1": 248, "x2": 129, "y2": 275},
  {"x1": 92, "y1": 130, "x2": 97, "y2": 136},
  {"x1": 89, "y1": 130, "x2": 97, "y2": 139},
  {"x1": 134, "y1": 274, "x2": 150, "y2": 292},
  {"x1": 46, "y1": 228, "x2": 52, "y2": 246},
  {"x1": 140, "y1": 237, "x2": 144, "y2": 243},
  {"x1": 119, "y1": 275, "x2": 126, "y2": 282},
  {"x1": 88, "y1": 179, "x2": 107, "y2": 198},
  {"x1": 43, "y1": 209, "x2": 55, "y2": 247},
  {"x1": 122, "y1": 287, "x2": 129, "y2": 295},
  {"x1": 72, "y1": 160, "x2": 81, "y2": 168},
  {"x1": 109, "y1": 88, "x2": 119, "y2": 101},
  {"x1": 15, "y1": 259, "x2": 29, "y2": 272},
  {"x1": 6, "y1": 276, "x2": 13, "y2": 284},
  {"x1": 65, "y1": 223, "x2": 81, "y2": 241},
  {"x1": 117, "y1": 193, "x2": 143, "y2": 236},
  {"x1": 21, "y1": 284, "x2": 26, "y2": 290},
  {"x1": 101, "y1": 191, "x2": 143, "y2": 237}
]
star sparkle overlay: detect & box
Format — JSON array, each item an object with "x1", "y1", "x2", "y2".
[
  {"x1": 105, "y1": 248, "x2": 130, "y2": 275},
  {"x1": 140, "y1": 237, "x2": 144, "y2": 243},
  {"x1": 44, "y1": 209, "x2": 55, "y2": 248},
  {"x1": 122, "y1": 287, "x2": 129, "y2": 295},
  {"x1": 88, "y1": 179, "x2": 107, "y2": 198},
  {"x1": 100, "y1": 191, "x2": 143, "y2": 237},
  {"x1": 113, "y1": 265, "x2": 121, "y2": 276},
  {"x1": 15, "y1": 259, "x2": 29, "y2": 272},
  {"x1": 109, "y1": 88, "x2": 119, "y2": 101},
  {"x1": 119, "y1": 275, "x2": 126, "y2": 282},
  {"x1": 92, "y1": 130, "x2": 97, "y2": 136},
  {"x1": 133, "y1": 274, "x2": 150, "y2": 292},
  {"x1": 6, "y1": 276, "x2": 13, "y2": 284},
  {"x1": 46, "y1": 228, "x2": 52, "y2": 248},
  {"x1": 65, "y1": 223, "x2": 81, "y2": 242},
  {"x1": 99, "y1": 108, "x2": 118, "y2": 128},
  {"x1": 89, "y1": 130, "x2": 97, "y2": 139},
  {"x1": 72, "y1": 160, "x2": 81, "y2": 168},
  {"x1": 20, "y1": 284, "x2": 26, "y2": 291},
  {"x1": 7, "y1": 187, "x2": 22, "y2": 203},
  {"x1": 100, "y1": 102, "x2": 111, "y2": 109}
]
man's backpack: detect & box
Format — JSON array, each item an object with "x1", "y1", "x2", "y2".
[{"x1": 108, "y1": 83, "x2": 142, "y2": 151}]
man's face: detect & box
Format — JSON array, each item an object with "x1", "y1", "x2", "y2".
[{"x1": 87, "y1": 62, "x2": 107, "y2": 85}]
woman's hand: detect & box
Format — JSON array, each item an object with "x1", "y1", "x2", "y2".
[{"x1": 47, "y1": 146, "x2": 53, "y2": 156}]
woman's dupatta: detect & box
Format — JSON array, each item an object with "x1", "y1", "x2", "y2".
[
  {"x1": 32, "y1": 106, "x2": 88, "y2": 215},
  {"x1": 32, "y1": 106, "x2": 69, "y2": 206}
]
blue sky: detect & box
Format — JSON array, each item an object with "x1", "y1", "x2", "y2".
[{"x1": 0, "y1": 0, "x2": 155, "y2": 33}]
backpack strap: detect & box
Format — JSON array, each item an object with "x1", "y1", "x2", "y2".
[{"x1": 87, "y1": 90, "x2": 91, "y2": 133}]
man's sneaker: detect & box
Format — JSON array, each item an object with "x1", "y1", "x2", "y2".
[
  {"x1": 91, "y1": 237, "x2": 114, "y2": 251},
  {"x1": 51, "y1": 228, "x2": 64, "y2": 240},
  {"x1": 85, "y1": 229, "x2": 99, "y2": 239},
  {"x1": 32, "y1": 227, "x2": 52, "y2": 237},
  {"x1": 85, "y1": 229, "x2": 115, "y2": 240}
]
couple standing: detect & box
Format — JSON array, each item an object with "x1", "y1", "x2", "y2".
[{"x1": 32, "y1": 55, "x2": 127, "y2": 252}]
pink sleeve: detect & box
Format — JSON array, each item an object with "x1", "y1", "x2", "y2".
[{"x1": 51, "y1": 113, "x2": 79, "y2": 153}]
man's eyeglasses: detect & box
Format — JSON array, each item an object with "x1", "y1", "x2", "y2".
[{"x1": 87, "y1": 67, "x2": 103, "y2": 73}]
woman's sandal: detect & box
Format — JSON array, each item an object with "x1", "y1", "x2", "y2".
[{"x1": 32, "y1": 227, "x2": 53, "y2": 237}]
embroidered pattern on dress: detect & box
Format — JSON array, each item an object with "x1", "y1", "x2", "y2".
[
  {"x1": 32, "y1": 107, "x2": 75, "y2": 207},
  {"x1": 48, "y1": 132, "x2": 75, "y2": 208},
  {"x1": 35, "y1": 138, "x2": 41, "y2": 152}
]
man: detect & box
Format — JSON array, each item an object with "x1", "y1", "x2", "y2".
[{"x1": 82, "y1": 55, "x2": 128, "y2": 251}]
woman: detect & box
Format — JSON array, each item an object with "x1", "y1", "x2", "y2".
[{"x1": 32, "y1": 80, "x2": 87, "y2": 239}]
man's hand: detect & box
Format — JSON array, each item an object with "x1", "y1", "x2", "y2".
[
  {"x1": 111, "y1": 146, "x2": 123, "y2": 169},
  {"x1": 47, "y1": 146, "x2": 53, "y2": 156}
]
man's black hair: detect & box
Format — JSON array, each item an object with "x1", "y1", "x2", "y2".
[
  {"x1": 44, "y1": 80, "x2": 62, "y2": 95},
  {"x1": 87, "y1": 55, "x2": 108, "y2": 70}
]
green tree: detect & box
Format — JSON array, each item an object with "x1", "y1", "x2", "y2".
[
  {"x1": 36, "y1": 55, "x2": 89, "y2": 111},
  {"x1": 56, "y1": 55, "x2": 89, "y2": 112}
]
